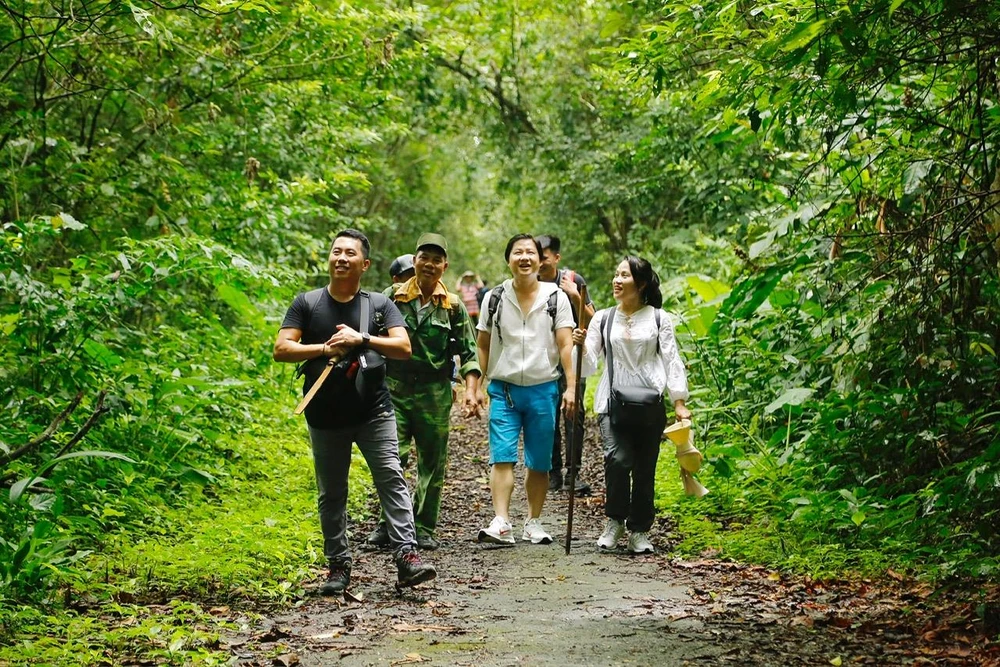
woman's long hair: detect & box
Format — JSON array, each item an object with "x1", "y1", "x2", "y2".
[{"x1": 625, "y1": 255, "x2": 663, "y2": 309}]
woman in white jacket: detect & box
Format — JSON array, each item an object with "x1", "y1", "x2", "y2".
[{"x1": 573, "y1": 256, "x2": 691, "y2": 554}]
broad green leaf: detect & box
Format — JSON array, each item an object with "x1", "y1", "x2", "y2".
[
  {"x1": 51, "y1": 212, "x2": 86, "y2": 231},
  {"x1": 10, "y1": 476, "x2": 47, "y2": 503},
  {"x1": 83, "y1": 340, "x2": 123, "y2": 367},
  {"x1": 903, "y1": 159, "x2": 933, "y2": 194},
  {"x1": 714, "y1": 267, "x2": 785, "y2": 331},
  {"x1": 686, "y1": 275, "x2": 731, "y2": 302},
  {"x1": 601, "y1": 12, "x2": 627, "y2": 38},
  {"x1": 777, "y1": 19, "x2": 829, "y2": 52},
  {"x1": 764, "y1": 387, "x2": 814, "y2": 414},
  {"x1": 29, "y1": 451, "x2": 137, "y2": 483},
  {"x1": 749, "y1": 234, "x2": 774, "y2": 259},
  {"x1": 215, "y1": 282, "x2": 263, "y2": 325}
]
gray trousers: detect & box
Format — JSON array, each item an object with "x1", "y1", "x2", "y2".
[
  {"x1": 598, "y1": 413, "x2": 664, "y2": 533},
  {"x1": 307, "y1": 410, "x2": 416, "y2": 565}
]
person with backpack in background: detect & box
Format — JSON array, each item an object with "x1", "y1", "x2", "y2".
[
  {"x1": 536, "y1": 234, "x2": 596, "y2": 495},
  {"x1": 475, "y1": 234, "x2": 576, "y2": 545},
  {"x1": 571, "y1": 256, "x2": 691, "y2": 554},
  {"x1": 366, "y1": 233, "x2": 483, "y2": 551},
  {"x1": 455, "y1": 270, "x2": 483, "y2": 319},
  {"x1": 273, "y1": 229, "x2": 437, "y2": 595}
]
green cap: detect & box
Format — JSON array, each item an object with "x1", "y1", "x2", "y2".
[{"x1": 415, "y1": 232, "x2": 448, "y2": 256}]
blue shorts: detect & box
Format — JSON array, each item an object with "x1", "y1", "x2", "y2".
[{"x1": 487, "y1": 379, "x2": 559, "y2": 472}]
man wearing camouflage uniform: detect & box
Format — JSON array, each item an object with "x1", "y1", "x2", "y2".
[{"x1": 368, "y1": 233, "x2": 483, "y2": 550}]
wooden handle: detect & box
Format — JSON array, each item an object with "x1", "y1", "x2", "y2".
[{"x1": 293, "y1": 355, "x2": 340, "y2": 415}]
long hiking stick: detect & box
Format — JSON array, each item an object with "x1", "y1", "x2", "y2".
[{"x1": 564, "y1": 284, "x2": 588, "y2": 555}]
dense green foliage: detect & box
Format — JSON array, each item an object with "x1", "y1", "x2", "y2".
[{"x1": 2, "y1": 0, "x2": 999, "y2": 650}]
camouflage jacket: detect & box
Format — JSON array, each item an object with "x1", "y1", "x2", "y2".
[{"x1": 382, "y1": 279, "x2": 481, "y2": 383}]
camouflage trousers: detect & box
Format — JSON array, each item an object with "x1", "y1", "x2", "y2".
[{"x1": 386, "y1": 377, "x2": 453, "y2": 538}]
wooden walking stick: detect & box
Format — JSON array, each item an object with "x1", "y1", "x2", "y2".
[{"x1": 564, "y1": 284, "x2": 589, "y2": 555}]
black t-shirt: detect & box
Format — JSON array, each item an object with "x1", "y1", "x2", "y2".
[{"x1": 281, "y1": 288, "x2": 405, "y2": 429}]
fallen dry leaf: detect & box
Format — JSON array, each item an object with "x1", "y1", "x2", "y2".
[
  {"x1": 390, "y1": 653, "x2": 429, "y2": 666},
  {"x1": 392, "y1": 623, "x2": 459, "y2": 633},
  {"x1": 273, "y1": 653, "x2": 299, "y2": 667}
]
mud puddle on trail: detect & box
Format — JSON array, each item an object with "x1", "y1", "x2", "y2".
[{"x1": 226, "y1": 407, "x2": 998, "y2": 666}]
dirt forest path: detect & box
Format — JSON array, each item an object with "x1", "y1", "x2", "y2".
[{"x1": 224, "y1": 405, "x2": 995, "y2": 666}]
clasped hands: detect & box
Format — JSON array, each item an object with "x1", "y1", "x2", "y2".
[{"x1": 321, "y1": 323, "x2": 364, "y2": 359}]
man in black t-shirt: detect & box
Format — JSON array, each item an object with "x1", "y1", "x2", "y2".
[
  {"x1": 537, "y1": 234, "x2": 596, "y2": 496},
  {"x1": 274, "y1": 229, "x2": 436, "y2": 596}
]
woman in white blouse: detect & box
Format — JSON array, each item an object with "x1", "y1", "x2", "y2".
[{"x1": 572, "y1": 256, "x2": 691, "y2": 554}]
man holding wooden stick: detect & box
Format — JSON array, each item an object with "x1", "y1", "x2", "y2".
[{"x1": 536, "y1": 234, "x2": 596, "y2": 496}]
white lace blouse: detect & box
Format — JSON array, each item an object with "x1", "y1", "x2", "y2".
[{"x1": 579, "y1": 305, "x2": 689, "y2": 414}]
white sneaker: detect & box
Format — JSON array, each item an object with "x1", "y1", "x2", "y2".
[
  {"x1": 597, "y1": 519, "x2": 624, "y2": 550},
  {"x1": 628, "y1": 531, "x2": 654, "y2": 554},
  {"x1": 477, "y1": 516, "x2": 515, "y2": 544},
  {"x1": 521, "y1": 518, "x2": 553, "y2": 545}
]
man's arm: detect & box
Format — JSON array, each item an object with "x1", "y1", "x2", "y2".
[
  {"x1": 476, "y1": 329, "x2": 491, "y2": 382},
  {"x1": 555, "y1": 326, "x2": 576, "y2": 416},
  {"x1": 558, "y1": 273, "x2": 596, "y2": 320},
  {"x1": 273, "y1": 327, "x2": 337, "y2": 363},
  {"x1": 453, "y1": 302, "x2": 484, "y2": 415}
]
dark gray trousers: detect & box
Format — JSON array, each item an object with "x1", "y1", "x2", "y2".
[
  {"x1": 307, "y1": 410, "x2": 416, "y2": 565},
  {"x1": 598, "y1": 413, "x2": 664, "y2": 533}
]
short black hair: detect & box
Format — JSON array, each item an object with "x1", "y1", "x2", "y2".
[
  {"x1": 505, "y1": 234, "x2": 543, "y2": 262},
  {"x1": 535, "y1": 234, "x2": 561, "y2": 254},
  {"x1": 625, "y1": 255, "x2": 663, "y2": 309},
  {"x1": 333, "y1": 228, "x2": 371, "y2": 258}
]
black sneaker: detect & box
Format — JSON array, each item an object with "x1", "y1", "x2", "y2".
[
  {"x1": 548, "y1": 471, "x2": 563, "y2": 491},
  {"x1": 395, "y1": 548, "x2": 437, "y2": 588},
  {"x1": 416, "y1": 534, "x2": 440, "y2": 551},
  {"x1": 366, "y1": 522, "x2": 390, "y2": 548},
  {"x1": 564, "y1": 477, "x2": 592, "y2": 497},
  {"x1": 319, "y1": 562, "x2": 351, "y2": 596}
]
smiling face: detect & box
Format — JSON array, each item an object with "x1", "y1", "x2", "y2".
[
  {"x1": 328, "y1": 236, "x2": 370, "y2": 284},
  {"x1": 612, "y1": 259, "x2": 641, "y2": 304},
  {"x1": 507, "y1": 238, "x2": 541, "y2": 278},
  {"x1": 538, "y1": 248, "x2": 560, "y2": 281},
  {"x1": 414, "y1": 247, "x2": 448, "y2": 289}
]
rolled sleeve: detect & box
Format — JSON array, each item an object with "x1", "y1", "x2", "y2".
[{"x1": 455, "y1": 302, "x2": 482, "y2": 378}]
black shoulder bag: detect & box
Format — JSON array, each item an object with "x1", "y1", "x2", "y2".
[{"x1": 604, "y1": 308, "x2": 665, "y2": 428}]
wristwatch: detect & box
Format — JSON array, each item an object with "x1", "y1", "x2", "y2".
[{"x1": 360, "y1": 332, "x2": 371, "y2": 348}]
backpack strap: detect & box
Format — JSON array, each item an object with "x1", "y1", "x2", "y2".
[
  {"x1": 546, "y1": 291, "x2": 559, "y2": 331},
  {"x1": 302, "y1": 287, "x2": 326, "y2": 330},
  {"x1": 486, "y1": 284, "x2": 506, "y2": 345},
  {"x1": 358, "y1": 290, "x2": 371, "y2": 336}
]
